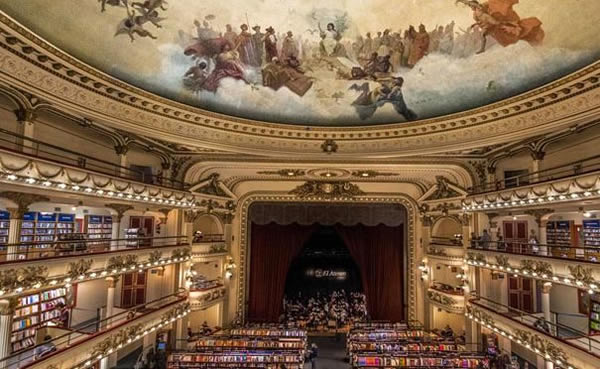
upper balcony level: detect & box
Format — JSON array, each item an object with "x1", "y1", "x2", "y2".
[
  {"x1": 464, "y1": 155, "x2": 600, "y2": 212},
  {"x1": 0, "y1": 129, "x2": 195, "y2": 208}
]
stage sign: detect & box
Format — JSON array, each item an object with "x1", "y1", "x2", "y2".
[{"x1": 305, "y1": 268, "x2": 348, "y2": 281}]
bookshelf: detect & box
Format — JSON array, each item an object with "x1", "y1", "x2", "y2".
[
  {"x1": 124, "y1": 228, "x2": 144, "y2": 247},
  {"x1": 85, "y1": 215, "x2": 113, "y2": 246},
  {"x1": 0, "y1": 211, "x2": 9, "y2": 245},
  {"x1": 168, "y1": 352, "x2": 304, "y2": 369},
  {"x1": 229, "y1": 329, "x2": 307, "y2": 338},
  {"x1": 19, "y1": 212, "x2": 76, "y2": 247},
  {"x1": 547, "y1": 220, "x2": 573, "y2": 258},
  {"x1": 11, "y1": 287, "x2": 67, "y2": 352},
  {"x1": 352, "y1": 355, "x2": 489, "y2": 368}
]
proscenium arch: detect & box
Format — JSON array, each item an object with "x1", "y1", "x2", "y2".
[
  {"x1": 431, "y1": 216, "x2": 462, "y2": 238},
  {"x1": 235, "y1": 193, "x2": 419, "y2": 323}
]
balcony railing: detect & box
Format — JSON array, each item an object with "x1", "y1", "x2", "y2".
[
  {"x1": 0, "y1": 128, "x2": 189, "y2": 190},
  {"x1": 192, "y1": 234, "x2": 225, "y2": 243},
  {"x1": 430, "y1": 236, "x2": 463, "y2": 247},
  {"x1": 0, "y1": 235, "x2": 188, "y2": 264},
  {"x1": 470, "y1": 294, "x2": 600, "y2": 358},
  {"x1": 468, "y1": 155, "x2": 600, "y2": 195},
  {"x1": 1, "y1": 291, "x2": 187, "y2": 369},
  {"x1": 468, "y1": 240, "x2": 600, "y2": 264}
]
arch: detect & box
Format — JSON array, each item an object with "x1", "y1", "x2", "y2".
[
  {"x1": 432, "y1": 216, "x2": 462, "y2": 238},
  {"x1": 194, "y1": 213, "x2": 225, "y2": 235},
  {"x1": 237, "y1": 193, "x2": 419, "y2": 323}
]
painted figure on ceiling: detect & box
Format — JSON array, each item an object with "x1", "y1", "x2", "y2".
[
  {"x1": 350, "y1": 77, "x2": 417, "y2": 121},
  {"x1": 251, "y1": 26, "x2": 265, "y2": 66},
  {"x1": 458, "y1": 0, "x2": 545, "y2": 54},
  {"x1": 264, "y1": 26, "x2": 278, "y2": 63}
]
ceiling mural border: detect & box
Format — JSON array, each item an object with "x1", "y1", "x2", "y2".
[
  {"x1": 236, "y1": 192, "x2": 418, "y2": 322},
  {"x1": 0, "y1": 13, "x2": 599, "y2": 156}
]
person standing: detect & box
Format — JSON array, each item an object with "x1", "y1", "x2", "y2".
[
  {"x1": 309, "y1": 343, "x2": 318, "y2": 369},
  {"x1": 264, "y1": 27, "x2": 278, "y2": 63}
]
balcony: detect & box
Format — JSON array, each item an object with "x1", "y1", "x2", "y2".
[
  {"x1": 464, "y1": 156, "x2": 600, "y2": 211},
  {"x1": 468, "y1": 240, "x2": 600, "y2": 265},
  {"x1": 0, "y1": 236, "x2": 190, "y2": 301},
  {"x1": 191, "y1": 235, "x2": 227, "y2": 261},
  {"x1": 469, "y1": 294, "x2": 600, "y2": 363},
  {"x1": 1, "y1": 291, "x2": 189, "y2": 369},
  {"x1": 189, "y1": 286, "x2": 226, "y2": 311},
  {"x1": 0, "y1": 128, "x2": 189, "y2": 190},
  {"x1": 0, "y1": 235, "x2": 188, "y2": 265},
  {"x1": 0, "y1": 131, "x2": 194, "y2": 208}
]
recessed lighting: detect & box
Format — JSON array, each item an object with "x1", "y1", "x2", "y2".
[
  {"x1": 72, "y1": 185, "x2": 80, "y2": 190},
  {"x1": 127, "y1": 194, "x2": 133, "y2": 199},
  {"x1": 107, "y1": 191, "x2": 114, "y2": 196},
  {"x1": 42, "y1": 181, "x2": 52, "y2": 186},
  {"x1": 117, "y1": 193, "x2": 124, "y2": 197},
  {"x1": 96, "y1": 190, "x2": 104, "y2": 195},
  {"x1": 25, "y1": 178, "x2": 36, "y2": 184},
  {"x1": 58, "y1": 183, "x2": 67, "y2": 189},
  {"x1": 84, "y1": 188, "x2": 93, "y2": 193},
  {"x1": 6, "y1": 174, "x2": 17, "y2": 180}
]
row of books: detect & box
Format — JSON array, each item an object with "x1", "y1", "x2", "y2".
[
  {"x1": 353, "y1": 356, "x2": 489, "y2": 368},
  {"x1": 195, "y1": 339, "x2": 305, "y2": 349},
  {"x1": 229, "y1": 329, "x2": 306, "y2": 337},
  {"x1": 349, "y1": 343, "x2": 466, "y2": 353}
]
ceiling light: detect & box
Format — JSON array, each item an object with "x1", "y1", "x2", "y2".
[
  {"x1": 559, "y1": 195, "x2": 566, "y2": 200},
  {"x1": 58, "y1": 183, "x2": 67, "y2": 189},
  {"x1": 6, "y1": 174, "x2": 17, "y2": 180},
  {"x1": 548, "y1": 196, "x2": 555, "y2": 201},
  {"x1": 584, "y1": 211, "x2": 592, "y2": 218},
  {"x1": 96, "y1": 190, "x2": 104, "y2": 195},
  {"x1": 117, "y1": 193, "x2": 124, "y2": 197},
  {"x1": 584, "y1": 191, "x2": 592, "y2": 197},
  {"x1": 25, "y1": 178, "x2": 36, "y2": 184},
  {"x1": 84, "y1": 188, "x2": 93, "y2": 193},
  {"x1": 42, "y1": 181, "x2": 52, "y2": 186},
  {"x1": 72, "y1": 185, "x2": 80, "y2": 190},
  {"x1": 108, "y1": 191, "x2": 114, "y2": 196}
]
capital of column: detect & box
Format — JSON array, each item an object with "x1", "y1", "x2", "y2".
[
  {"x1": 14, "y1": 108, "x2": 36, "y2": 124},
  {"x1": 184, "y1": 210, "x2": 198, "y2": 223},
  {"x1": 106, "y1": 276, "x2": 119, "y2": 288},
  {"x1": 6, "y1": 207, "x2": 25, "y2": 220},
  {"x1": 105, "y1": 203, "x2": 134, "y2": 222},
  {"x1": 0, "y1": 298, "x2": 17, "y2": 316},
  {"x1": 542, "y1": 282, "x2": 552, "y2": 294},
  {"x1": 0, "y1": 192, "x2": 49, "y2": 215},
  {"x1": 114, "y1": 143, "x2": 129, "y2": 156}
]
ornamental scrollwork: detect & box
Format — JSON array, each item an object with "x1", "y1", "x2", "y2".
[
  {"x1": 495, "y1": 255, "x2": 509, "y2": 268},
  {"x1": 568, "y1": 265, "x2": 595, "y2": 285},
  {"x1": 107, "y1": 255, "x2": 139, "y2": 271},
  {"x1": 427, "y1": 290, "x2": 457, "y2": 306},
  {"x1": 513, "y1": 329, "x2": 568, "y2": 365},
  {"x1": 289, "y1": 181, "x2": 365, "y2": 199},
  {"x1": 149, "y1": 250, "x2": 163, "y2": 264},
  {"x1": 172, "y1": 248, "x2": 191, "y2": 259},
  {"x1": 67, "y1": 259, "x2": 93, "y2": 279}
]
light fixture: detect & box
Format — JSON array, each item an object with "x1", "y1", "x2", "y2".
[
  {"x1": 25, "y1": 178, "x2": 36, "y2": 184},
  {"x1": 72, "y1": 185, "x2": 80, "y2": 190},
  {"x1": 6, "y1": 174, "x2": 17, "y2": 180}
]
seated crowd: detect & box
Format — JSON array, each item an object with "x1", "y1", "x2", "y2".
[{"x1": 281, "y1": 290, "x2": 368, "y2": 329}]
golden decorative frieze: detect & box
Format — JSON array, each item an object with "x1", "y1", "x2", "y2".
[
  {"x1": 289, "y1": 181, "x2": 365, "y2": 199},
  {"x1": 67, "y1": 259, "x2": 93, "y2": 280}
]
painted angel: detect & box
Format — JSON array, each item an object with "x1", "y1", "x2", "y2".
[{"x1": 457, "y1": 0, "x2": 544, "y2": 54}]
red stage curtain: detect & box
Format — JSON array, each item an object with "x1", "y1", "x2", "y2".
[
  {"x1": 247, "y1": 222, "x2": 317, "y2": 322},
  {"x1": 335, "y1": 224, "x2": 404, "y2": 321}
]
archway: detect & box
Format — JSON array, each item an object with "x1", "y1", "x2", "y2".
[
  {"x1": 432, "y1": 217, "x2": 462, "y2": 239},
  {"x1": 194, "y1": 214, "x2": 224, "y2": 235}
]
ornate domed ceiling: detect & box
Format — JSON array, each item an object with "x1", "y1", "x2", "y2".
[{"x1": 2, "y1": 0, "x2": 599, "y2": 128}]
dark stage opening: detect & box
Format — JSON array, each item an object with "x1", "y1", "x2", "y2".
[
  {"x1": 284, "y1": 226, "x2": 363, "y2": 299},
  {"x1": 247, "y1": 202, "x2": 407, "y2": 324}
]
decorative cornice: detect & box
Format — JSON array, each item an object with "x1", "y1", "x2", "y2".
[
  {"x1": 0, "y1": 16, "x2": 599, "y2": 157},
  {"x1": 257, "y1": 169, "x2": 306, "y2": 177},
  {"x1": 289, "y1": 181, "x2": 365, "y2": 199},
  {"x1": 67, "y1": 259, "x2": 93, "y2": 280}
]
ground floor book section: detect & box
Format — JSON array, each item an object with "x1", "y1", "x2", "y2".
[
  {"x1": 348, "y1": 326, "x2": 489, "y2": 368},
  {"x1": 168, "y1": 328, "x2": 306, "y2": 369}
]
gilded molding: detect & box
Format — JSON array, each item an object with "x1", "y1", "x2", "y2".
[
  {"x1": 289, "y1": 181, "x2": 365, "y2": 199},
  {"x1": 67, "y1": 259, "x2": 93, "y2": 280}
]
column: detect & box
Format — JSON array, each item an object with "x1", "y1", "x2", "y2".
[
  {"x1": 530, "y1": 151, "x2": 545, "y2": 183},
  {"x1": 0, "y1": 299, "x2": 14, "y2": 369},
  {"x1": 105, "y1": 204, "x2": 133, "y2": 250},
  {"x1": 541, "y1": 282, "x2": 552, "y2": 335},
  {"x1": 106, "y1": 277, "x2": 116, "y2": 327},
  {"x1": 183, "y1": 211, "x2": 196, "y2": 245},
  {"x1": 5, "y1": 208, "x2": 23, "y2": 261},
  {"x1": 461, "y1": 214, "x2": 471, "y2": 249},
  {"x1": 114, "y1": 144, "x2": 129, "y2": 177},
  {"x1": 175, "y1": 316, "x2": 189, "y2": 350},
  {"x1": 14, "y1": 109, "x2": 36, "y2": 154}
]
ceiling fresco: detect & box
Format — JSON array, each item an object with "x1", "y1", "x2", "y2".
[{"x1": 2, "y1": 0, "x2": 599, "y2": 127}]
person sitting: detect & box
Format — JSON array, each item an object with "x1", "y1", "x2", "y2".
[
  {"x1": 34, "y1": 335, "x2": 56, "y2": 359},
  {"x1": 533, "y1": 317, "x2": 550, "y2": 333},
  {"x1": 201, "y1": 321, "x2": 211, "y2": 335}
]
